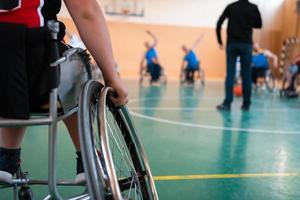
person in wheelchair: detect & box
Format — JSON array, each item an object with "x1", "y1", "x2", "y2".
[
  {"x1": 282, "y1": 54, "x2": 300, "y2": 96},
  {"x1": 140, "y1": 30, "x2": 162, "y2": 83},
  {"x1": 0, "y1": 0, "x2": 128, "y2": 182},
  {"x1": 180, "y1": 34, "x2": 204, "y2": 84},
  {"x1": 251, "y1": 43, "x2": 278, "y2": 89}
]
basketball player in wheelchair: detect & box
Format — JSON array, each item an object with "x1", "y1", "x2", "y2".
[
  {"x1": 139, "y1": 30, "x2": 167, "y2": 85},
  {"x1": 251, "y1": 43, "x2": 278, "y2": 92},
  {"x1": 180, "y1": 34, "x2": 205, "y2": 86},
  {"x1": 280, "y1": 54, "x2": 300, "y2": 98},
  {"x1": 0, "y1": 0, "x2": 129, "y2": 199}
]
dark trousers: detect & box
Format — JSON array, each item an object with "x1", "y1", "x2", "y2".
[
  {"x1": 185, "y1": 66, "x2": 198, "y2": 83},
  {"x1": 224, "y1": 43, "x2": 253, "y2": 106},
  {"x1": 251, "y1": 68, "x2": 267, "y2": 84},
  {"x1": 147, "y1": 63, "x2": 161, "y2": 82}
]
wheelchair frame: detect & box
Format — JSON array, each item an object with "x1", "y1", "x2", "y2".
[
  {"x1": 0, "y1": 20, "x2": 158, "y2": 200},
  {"x1": 139, "y1": 65, "x2": 167, "y2": 85},
  {"x1": 180, "y1": 67, "x2": 205, "y2": 86},
  {"x1": 0, "y1": 21, "x2": 93, "y2": 200},
  {"x1": 263, "y1": 69, "x2": 276, "y2": 92}
]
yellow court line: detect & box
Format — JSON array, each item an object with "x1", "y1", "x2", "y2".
[{"x1": 153, "y1": 173, "x2": 300, "y2": 181}]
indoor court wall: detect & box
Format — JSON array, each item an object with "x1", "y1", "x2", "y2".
[
  {"x1": 281, "y1": 0, "x2": 300, "y2": 39},
  {"x1": 59, "y1": 0, "x2": 286, "y2": 80}
]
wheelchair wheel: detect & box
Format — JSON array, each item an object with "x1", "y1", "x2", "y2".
[
  {"x1": 78, "y1": 80, "x2": 106, "y2": 200},
  {"x1": 198, "y1": 68, "x2": 205, "y2": 86},
  {"x1": 99, "y1": 87, "x2": 158, "y2": 200},
  {"x1": 159, "y1": 68, "x2": 167, "y2": 85},
  {"x1": 180, "y1": 72, "x2": 185, "y2": 85},
  {"x1": 265, "y1": 70, "x2": 275, "y2": 92}
]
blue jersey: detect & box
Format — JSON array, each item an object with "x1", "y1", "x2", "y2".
[
  {"x1": 145, "y1": 47, "x2": 158, "y2": 65},
  {"x1": 252, "y1": 53, "x2": 269, "y2": 69},
  {"x1": 184, "y1": 50, "x2": 199, "y2": 68}
]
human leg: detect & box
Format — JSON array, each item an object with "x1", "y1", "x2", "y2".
[
  {"x1": 0, "y1": 127, "x2": 25, "y2": 174},
  {"x1": 63, "y1": 113, "x2": 84, "y2": 175},
  {"x1": 223, "y1": 44, "x2": 238, "y2": 106},
  {"x1": 152, "y1": 63, "x2": 161, "y2": 82},
  {"x1": 240, "y1": 44, "x2": 253, "y2": 107},
  {"x1": 252, "y1": 68, "x2": 258, "y2": 86}
]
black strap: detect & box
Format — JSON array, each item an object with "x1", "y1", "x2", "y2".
[{"x1": 0, "y1": 0, "x2": 19, "y2": 11}]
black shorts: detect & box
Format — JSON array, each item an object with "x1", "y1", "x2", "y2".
[
  {"x1": 252, "y1": 68, "x2": 267, "y2": 77},
  {"x1": 186, "y1": 63, "x2": 199, "y2": 72},
  {"x1": 0, "y1": 23, "x2": 53, "y2": 119}
]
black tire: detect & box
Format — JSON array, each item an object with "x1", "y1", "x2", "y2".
[
  {"x1": 99, "y1": 87, "x2": 158, "y2": 200},
  {"x1": 78, "y1": 80, "x2": 106, "y2": 200}
]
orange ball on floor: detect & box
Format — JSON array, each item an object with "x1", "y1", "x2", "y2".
[{"x1": 234, "y1": 84, "x2": 243, "y2": 97}]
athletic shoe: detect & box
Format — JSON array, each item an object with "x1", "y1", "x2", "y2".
[
  {"x1": 241, "y1": 104, "x2": 250, "y2": 111},
  {"x1": 0, "y1": 147, "x2": 21, "y2": 175},
  {"x1": 216, "y1": 104, "x2": 231, "y2": 111}
]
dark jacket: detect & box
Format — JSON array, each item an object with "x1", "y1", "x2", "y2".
[{"x1": 216, "y1": 0, "x2": 262, "y2": 45}]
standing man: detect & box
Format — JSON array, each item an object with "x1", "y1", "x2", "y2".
[{"x1": 216, "y1": 0, "x2": 262, "y2": 111}]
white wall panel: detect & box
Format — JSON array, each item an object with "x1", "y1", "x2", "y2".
[{"x1": 59, "y1": 0, "x2": 284, "y2": 30}]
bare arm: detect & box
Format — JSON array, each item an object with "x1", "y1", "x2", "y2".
[
  {"x1": 140, "y1": 53, "x2": 145, "y2": 74},
  {"x1": 191, "y1": 34, "x2": 204, "y2": 50},
  {"x1": 181, "y1": 60, "x2": 187, "y2": 72},
  {"x1": 63, "y1": 0, "x2": 128, "y2": 105},
  {"x1": 270, "y1": 53, "x2": 278, "y2": 68},
  {"x1": 293, "y1": 54, "x2": 300, "y2": 64},
  {"x1": 265, "y1": 50, "x2": 278, "y2": 68},
  {"x1": 146, "y1": 30, "x2": 158, "y2": 47}
]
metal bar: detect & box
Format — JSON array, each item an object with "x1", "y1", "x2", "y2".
[
  {"x1": 0, "y1": 117, "x2": 53, "y2": 127},
  {"x1": 44, "y1": 193, "x2": 89, "y2": 200},
  {"x1": 10, "y1": 179, "x2": 85, "y2": 186},
  {"x1": 57, "y1": 107, "x2": 78, "y2": 121},
  {"x1": 13, "y1": 185, "x2": 17, "y2": 200},
  {"x1": 68, "y1": 194, "x2": 90, "y2": 200},
  {"x1": 47, "y1": 88, "x2": 63, "y2": 200}
]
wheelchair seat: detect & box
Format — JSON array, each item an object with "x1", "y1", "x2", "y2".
[{"x1": 0, "y1": 171, "x2": 13, "y2": 185}]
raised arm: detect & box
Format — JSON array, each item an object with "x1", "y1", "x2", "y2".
[
  {"x1": 191, "y1": 34, "x2": 204, "y2": 50},
  {"x1": 63, "y1": 0, "x2": 128, "y2": 106},
  {"x1": 146, "y1": 30, "x2": 158, "y2": 47},
  {"x1": 216, "y1": 6, "x2": 229, "y2": 48}
]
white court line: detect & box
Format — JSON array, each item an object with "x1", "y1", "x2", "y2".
[
  {"x1": 130, "y1": 111, "x2": 300, "y2": 135},
  {"x1": 129, "y1": 96, "x2": 286, "y2": 105},
  {"x1": 129, "y1": 107, "x2": 297, "y2": 112}
]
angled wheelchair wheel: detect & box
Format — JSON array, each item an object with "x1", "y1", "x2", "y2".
[
  {"x1": 78, "y1": 80, "x2": 106, "y2": 200},
  {"x1": 198, "y1": 68, "x2": 205, "y2": 86},
  {"x1": 265, "y1": 70, "x2": 275, "y2": 92},
  {"x1": 180, "y1": 72, "x2": 185, "y2": 85},
  {"x1": 99, "y1": 87, "x2": 158, "y2": 200}
]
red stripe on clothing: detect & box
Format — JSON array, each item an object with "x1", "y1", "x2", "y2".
[{"x1": 0, "y1": 0, "x2": 42, "y2": 28}]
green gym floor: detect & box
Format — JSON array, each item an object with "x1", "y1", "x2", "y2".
[{"x1": 2, "y1": 80, "x2": 300, "y2": 200}]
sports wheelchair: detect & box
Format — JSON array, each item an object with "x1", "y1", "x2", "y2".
[
  {"x1": 180, "y1": 66, "x2": 205, "y2": 86},
  {"x1": 0, "y1": 21, "x2": 158, "y2": 200},
  {"x1": 139, "y1": 64, "x2": 167, "y2": 85},
  {"x1": 280, "y1": 66, "x2": 300, "y2": 98},
  {"x1": 252, "y1": 69, "x2": 276, "y2": 92}
]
